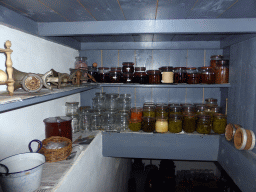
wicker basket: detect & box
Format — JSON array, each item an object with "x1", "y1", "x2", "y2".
[{"x1": 41, "y1": 136, "x2": 72, "y2": 163}]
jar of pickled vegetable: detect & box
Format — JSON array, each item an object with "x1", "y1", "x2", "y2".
[
  {"x1": 130, "y1": 107, "x2": 143, "y2": 121},
  {"x1": 155, "y1": 117, "x2": 168, "y2": 133},
  {"x1": 156, "y1": 103, "x2": 168, "y2": 118},
  {"x1": 147, "y1": 70, "x2": 161, "y2": 84},
  {"x1": 213, "y1": 113, "x2": 227, "y2": 134},
  {"x1": 169, "y1": 105, "x2": 182, "y2": 115},
  {"x1": 142, "y1": 117, "x2": 156, "y2": 132},
  {"x1": 143, "y1": 104, "x2": 156, "y2": 117},
  {"x1": 196, "y1": 104, "x2": 207, "y2": 114},
  {"x1": 198, "y1": 67, "x2": 215, "y2": 84},
  {"x1": 128, "y1": 119, "x2": 141, "y2": 132},
  {"x1": 186, "y1": 67, "x2": 199, "y2": 84},
  {"x1": 174, "y1": 67, "x2": 187, "y2": 83},
  {"x1": 210, "y1": 106, "x2": 221, "y2": 114},
  {"x1": 196, "y1": 114, "x2": 212, "y2": 134},
  {"x1": 168, "y1": 114, "x2": 183, "y2": 133},
  {"x1": 183, "y1": 114, "x2": 196, "y2": 133},
  {"x1": 182, "y1": 105, "x2": 195, "y2": 115}
]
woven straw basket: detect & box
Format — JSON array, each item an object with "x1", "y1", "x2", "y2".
[{"x1": 41, "y1": 136, "x2": 72, "y2": 163}]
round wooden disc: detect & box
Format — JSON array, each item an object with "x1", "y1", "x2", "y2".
[{"x1": 22, "y1": 74, "x2": 43, "y2": 92}]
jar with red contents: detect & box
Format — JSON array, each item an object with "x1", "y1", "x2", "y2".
[
  {"x1": 174, "y1": 67, "x2": 187, "y2": 83},
  {"x1": 186, "y1": 67, "x2": 199, "y2": 84},
  {"x1": 109, "y1": 70, "x2": 122, "y2": 83},
  {"x1": 122, "y1": 62, "x2": 134, "y2": 73},
  {"x1": 133, "y1": 67, "x2": 148, "y2": 84},
  {"x1": 98, "y1": 67, "x2": 110, "y2": 83},
  {"x1": 210, "y1": 55, "x2": 224, "y2": 69},
  {"x1": 123, "y1": 73, "x2": 134, "y2": 83},
  {"x1": 130, "y1": 107, "x2": 143, "y2": 121},
  {"x1": 215, "y1": 60, "x2": 229, "y2": 84},
  {"x1": 147, "y1": 70, "x2": 161, "y2": 84},
  {"x1": 198, "y1": 67, "x2": 215, "y2": 84}
]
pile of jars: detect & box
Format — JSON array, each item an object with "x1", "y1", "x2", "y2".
[{"x1": 128, "y1": 98, "x2": 227, "y2": 134}]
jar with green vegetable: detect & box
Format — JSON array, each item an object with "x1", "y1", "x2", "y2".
[
  {"x1": 143, "y1": 104, "x2": 156, "y2": 117},
  {"x1": 128, "y1": 119, "x2": 141, "y2": 132},
  {"x1": 213, "y1": 113, "x2": 227, "y2": 134},
  {"x1": 168, "y1": 114, "x2": 183, "y2": 133},
  {"x1": 141, "y1": 117, "x2": 156, "y2": 132},
  {"x1": 196, "y1": 114, "x2": 212, "y2": 134},
  {"x1": 156, "y1": 103, "x2": 168, "y2": 118},
  {"x1": 183, "y1": 114, "x2": 197, "y2": 133}
]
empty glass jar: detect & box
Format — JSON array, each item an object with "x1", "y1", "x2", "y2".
[
  {"x1": 65, "y1": 102, "x2": 79, "y2": 116},
  {"x1": 105, "y1": 93, "x2": 119, "y2": 111},
  {"x1": 117, "y1": 94, "x2": 131, "y2": 111}
]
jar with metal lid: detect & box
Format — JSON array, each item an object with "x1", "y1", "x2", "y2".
[
  {"x1": 147, "y1": 70, "x2": 161, "y2": 84},
  {"x1": 174, "y1": 67, "x2": 187, "y2": 83},
  {"x1": 182, "y1": 105, "x2": 195, "y2": 115},
  {"x1": 186, "y1": 67, "x2": 199, "y2": 84},
  {"x1": 133, "y1": 67, "x2": 149, "y2": 84},
  {"x1": 215, "y1": 60, "x2": 229, "y2": 84},
  {"x1": 159, "y1": 66, "x2": 174, "y2": 84},
  {"x1": 213, "y1": 113, "x2": 227, "y2": 134},
  {"x1": 98, "y1": 67, "x2": 110, "y2": 83},
  {"x1": 156, "y1": 103, "x2": 169, "y2": 118},
  {"x1": 196, "y1": 104, "x2": 207, "y2": 114},
  {"x1": 142, "y1": 116, "x2": 156, "y2": 132},
  {"x1": 123, "y1": 73, "x2": 134, "y2": 83},
  {"x1": 155, "y1": 117, "x2": 168, "y2": 133},
  {"x1": 205, "y1": 98, "x2": 218, "y2": 107},
  {"x1": 210, "y1": 106, "x2": 221, "y2": 114},
  {"x1": 196, "y1": 114, "x2": 212, "y2": 134},
  {"x1": 198, "y1": 67, "x2": 215, "y2": 84},
  {"x1": 117, "y1": 94, "x2": 131, "y2": 111},
  {"x1": 65, "y1": 102, "x2": 79, "y2": 116},
  {"x1": 183, "y1": 114, "x2": 197, "y2": 133},
  {"x1": 169, "y1": 105, "x2": 182, "y2": 115},
  {"x1": 105, "y1": 93, "x2": 119, "y2": 111},
  {"x1": 168, "y1": 114, "x2": 183, "y2": 133},
  {"x1": 128, "y1": 119, "x2": 141, "y2": 132},
  {"x1": 74, "y1": 57, "x2": 88, "y2": 70},
  {"x1": 109, "y1": 70, "x2": 122, "y2": 83},
  {"x1": 143, "y1": 104, "x2": 156, "y2": 117},
  {"x1": 122, "y1": 62, "x2": 134, "y2": 73},
  {"x1": 210, "y1": 55, "x2": 224, "y2": 69}
]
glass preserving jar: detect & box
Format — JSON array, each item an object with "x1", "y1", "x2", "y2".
[
  {"x1": 101, "y1": 111, "x2": 117, "y2": 130},
  {"x1": 155, "y1": 117, "x2": 168, "y2": 133},
  {"x1": 105, "y1": 93, "x2": 119, "y2": 111},
  {"x1": 196, "y1": 114, "x2": 212, "y2": 134},
  {"x1": 65, "y1": 102, "x2": 79, "y2": 116},
  {"x1": 130, "y1": 107, "x2": 143, "y2": 121},
  {"x1": 98, "y1": 67, "x2": 110, "y2": 83},
  {"x1": 79, "y1": 110, "x2": 91, "y2": 131},
  {"x1": 70, "y1": 115, "x2": 80, "y2": 133},
  {"x1": 92, "y1": 96, "x2": 105, "y2": 110},
  {"x1": 90, "y1": 113, "x2": 102, "y2": 130},
  {"x1": 169, "y1": 105, "x2": 182, "y2": 115},
  {"x1": 128, "y1": 119, "x2": 141, "y2": 132},
  {"x1": 88, "y1": 66, "x2": 98, "y2": 83},
  {"x1": 141, "y1": 116, "x2": 156, "y2": 132},
  {"x1": 168, "y1": 114, "x2": 183, "y2": 133},
  {"x1": 156, "y1": 103, "x2": 169, "y2": 118},
  {"x1": 143, "y1": 104, "x2": 156, "y2": 117},
  {"x1": 183, "y1": 114, "x2": 197, "y2": 133},
  {"x1": 174, "y1": 67, "x2": 187, "y2": 83},
  {"x1": 196, "y1": 104, "x2": 207, "y2": 114},
  {"x1": 116, "y1": 112, "x2": 130, "y2": 132},
  {"x1": 133, "y1": 67, "x2": 149, "y2": 84},
  {"x1": 182, "y1": 105, "x2": 196, "y2": 115},
  {"x1": 122, "y1": 62, "x2": 134, "y2": 73},
  {"x1": 213, "y1": 113, "x2": 227, "y2": 134},
  {"x1": 74, "y1": 57, "x2": 88, "y2": 70},
  {"x1": 123, "y1": 73, "x2": 134, "y2": 83},
  {"x1": 147, "y1": 70, "x2": 161, "y2": 84},
  {"x1": 205, "y1": 98, "x2": 218, "y2": 107},
  {"x1": 117, "y1": 94, "x2": 131, "y2": 111},
  {"x1": 215, "y1": 60, "x2": 229, "y2": 84},
  {"x1": 186, "y1": 67, "x2": 199, "y2": 84},
  {"x1": 198, "y1": 67, "x2": 215, "y2": 84},
  {"x1": 109, "y1": 70, "x2": 122, "y2": 83},
  {"x1": 210, "y1": 55, "x2": 224, "y2": 69},
  {"x1": 160, "y1": 66, "x2": 174, "y2": 84}
]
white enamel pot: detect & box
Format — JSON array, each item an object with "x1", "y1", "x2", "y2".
[{"x1": 0, "y1": 140, "x2": 45, "y2": 192}]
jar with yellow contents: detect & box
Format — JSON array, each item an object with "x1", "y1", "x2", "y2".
[
  {"x1": 168, "y1": 114, "x2": 183, "y2": 133},
  {"x1": 155, "y1": 117, "x2": 168, "y2": 133},
  {"x1": 183, "y1": 114, "x2": 197, "y2": 133},
  {"x1": 213, "y1": 113, "x2": 227, "y2": 134},
  {"x1": 196, "y1": 114, "x2": 212, "y2": 134}
]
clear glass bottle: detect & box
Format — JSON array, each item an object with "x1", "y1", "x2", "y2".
[
  {"x1": 186, "y1": 67, "x2": 199, "y2": 84},
  {"x1": 65, "y1": 102, "x2": 79, "y2": 116},
  {"x1": 198, "y1": 67, "x2": 215, "y2": 84},
  {"x1": 74, "y1": 57, "x2": 88, "y2": 70},
  {"x1": 174, "y1": 67, "x2": 187, "y2": 83},
  {"x1": 168, "y1": 114, "x2": 183, "y2": 133}
]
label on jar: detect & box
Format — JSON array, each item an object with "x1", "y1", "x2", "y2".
[{"x1": 161, "y1": 72, "x2": 174, "y2": 83}]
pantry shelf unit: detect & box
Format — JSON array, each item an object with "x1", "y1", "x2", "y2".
[
  {"x1": 0, "y1": 84, "x2": 98, "y2": 113},
  {"x1": 97, "y1": 83, "x2": 231, "y2": 88}
]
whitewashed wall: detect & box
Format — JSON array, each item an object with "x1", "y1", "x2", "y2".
[{"x1": 0, "y1": 24, "x2": 80, "y2": 159}]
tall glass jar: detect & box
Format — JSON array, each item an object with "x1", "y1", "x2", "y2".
[
  {"x1": 213, "y1": 113, "x2": 227, "y2": 134},
  {"x1": 105, "y1": 93, "x2": 119, "y2": 111},
  {"x1": 210, "y1": 55, "x2": 224, "y2": 69},
  {"x1": 168, "y1": 114, "x2": 183, "y2": 133},
  {"x1": 109, "y1": 70, "x2": 122, "y2": 83},
  {"x1": 98, "y1": 67, "x2": 110, "y2": 83},
  {"x1": 65, "y1": 102, "x2": 79, "y2": 116},
  {"x1": 141, "y1": 117, "x2": 156, "y2": 132},
  {"x1": 215, "y1": 60, "x2": 229, "y2": 84},
  {"x1": 183, "y1": 114, "x2": 197, "y2": 133},
  {"x1": 198, "y1": 67, "x2": 215, "y2": 84},
  {"x1": 122, "y1": 62, "x2": 134, "y2": 73},
  {"x1": 117, "y1": 94, "x2": 131, "y2": 111},
  {"x1": 74, "y1": 57, "x2": 88, "y2": 70},
  {"x1": 143, "y1": 104, "x2": 156, "y2": 117},
  {"x1": 186, "y1": 67, "x2": 199, "y2": 84},
  {"x1": 155, "y1": 117, "x2": 168, "y2": 133},
  {"x1": 133, "y1": 67, "x2": 149, "y2": 84},
  {"x1": 156, "y1": 103, "x2": 168, "y2": 118},
  {"x1": 160, "y1": 66, "x2": 174, "y2": 84},
  {"x1": 79, "y1": 109, "x2": 91, "y2": 132},
  {"x1": 116, "y1": 112, "x2": 130, "y2": 132},
  {"x1": 174, "y1": 67, "x2": 187, "y2": 83},
  {"x1": 147, "y1": 70, "x2": 161, "y2": 84},
  {"x1": 196, "y1": 114, "x2": 212, "y2": 134}
]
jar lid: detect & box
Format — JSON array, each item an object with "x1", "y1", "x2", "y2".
[
  {"x1": 109, "y1": 70, "x2": 122, "y2": 74},
  {"x1": 205, "y1": 98, "x2": 217, "y2": 103},
  {"x1": 210, "y1": 55, "x2": 223, "y2": 60},
  {"x1": 198, "y1": 66, "x2": 213, "y2": 71},
  {"x1": 169, "y1": 114, "x2": 183, "y2": 118},
  {"x1": 122, "y1": 62, "x2": 134, "y2": 66},
  {"x1": 43, "y1": 116, "x2": 72, "y2": 123},
  {"x1": 65, "y1": 102, "x2": 79, "y2": 106},
  {"x1": 147, "y1": 70, "x2": 161, "y2": 75},
  {"x1": 135, "y1": 67, "x2": 146, "y2": 71},
  {"x1": 159, "y1": 66, "x2": 173, "y2": 71},
  {"x1": 216, "y1": 60, "x2": 229, "y2": 66},
  {"x1": 174, "y1": 67, "x2": 186, "y2": 70}
]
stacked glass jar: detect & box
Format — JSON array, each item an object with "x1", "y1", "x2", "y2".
[{"x1": 65, "y1": 102, "x2": 80, "y2": 133}]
